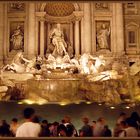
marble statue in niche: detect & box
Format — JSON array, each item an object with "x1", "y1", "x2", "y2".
[
  {"x1": 46, "y1": 23, "x2": 74, "y2": 58},
  {"x1": 10, "y1": 25, "x2": 24, "y2": 51},
  {"x1": 49, "y1": 23, "x2": 67, "y2": 57},
  {"x1": 96, "y1": 22, "x2": 110, "y2": 51},
  {"x1": 9, "y1": 2, "x2": 25, "y2": 11}
]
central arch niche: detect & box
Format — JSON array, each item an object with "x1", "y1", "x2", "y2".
[
  {"x1": 45, "y1": 2, "x2": 75, "y2": 17},
  {"x1": 37, "y1": 2, "x2": 82, "y2": 56},
  {"x1": 44, "y1": 2, "x2": 78, "y2": 57}
]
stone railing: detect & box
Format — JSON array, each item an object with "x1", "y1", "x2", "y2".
[{"x1": 0, "y1": 137, "x2": 139, "y2": 140}]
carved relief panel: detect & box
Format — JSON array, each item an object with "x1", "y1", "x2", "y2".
[
  {"x1": 124, "y1": 2, "x2": 138, "y2": 15},
  {"x1": 9, "y1": 22, "x2": 24, "y2": 52},
  {"x1": 8, "y1": 2, "x2": 25, "y2": 12},
  {"x1": 96, "y1": 21, "x2": 111, "y2": 52},
  {"x1": 95, "y1": 3, "x2": 109, "y2": 11}
]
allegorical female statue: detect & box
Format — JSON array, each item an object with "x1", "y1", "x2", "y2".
[
  {"x1": 11, "y1": 25, "x2": 24, "y2": 50},
  {"x1": 97, "y1": 23, "x2": 110, "y2": 50},
  {"x1": 49, "y1": 23, "x2": 67, "y2": 57}
]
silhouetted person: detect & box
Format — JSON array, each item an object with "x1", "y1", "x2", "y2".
[
  {"x1": 117, "y1": 121, "x2": 127, "y2": 137},
  {"x1": 119, "y1": 118, "x2": 138, "y2": 137},
  {"x1": 94, "y1": 117, "x2": 106, "y2": 137},
  {"x1": 58, "y1": 124, "x2": 67, "y2": 137},
  {"x1": 10, "y1": 118, "x2": 19, "y2": 137},
  {"x1": 130, "y1": 112, "x2": 140, "y2": 129},
  {"x1": 79, "y1": 117, "x2": 93, "y2": 137},
  {"x1": 40, "y1": 120, "x2": 50, "y2": 137},
  {"x1": 0, "y1": 120, "x2": 11, "y2": 137},
  {"x1": 16, "y1": 107, "x2": 41, "y2": 137},
  {"x1": 91, "y1": 121, "x2": 96, "y2": 136},
  {"x1": 32, "y1": 115, "x2": 40, "y2": 123},
  {"x1": 63, "y1": 116, "x2": 78, "y2": 137},
  {"x1": 102, "y1": 125, "x2": 112, "y2": 137},
  {"x1": 117, "y1": 112, "x2": 127, "y2": 125}
]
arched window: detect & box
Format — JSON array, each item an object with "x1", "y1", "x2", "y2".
[{"x1": 125, "y1": 22, "x2": 139, "y2": 50}]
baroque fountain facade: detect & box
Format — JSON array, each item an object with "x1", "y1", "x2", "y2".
[{"x1": 0, "y1": 2, "x2": 140, "y2": 106}]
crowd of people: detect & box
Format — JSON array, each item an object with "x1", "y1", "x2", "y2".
[{"x1": 0, "y1": 107, "x2": 140, "y2": 137}]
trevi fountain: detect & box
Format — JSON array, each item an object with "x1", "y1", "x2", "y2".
[
  {"x1": 0, "y1": 2, "x2": 140, "y2": 107},
  {"x1": 0, "y1": 23, "x2": 140, "y2": 106}
]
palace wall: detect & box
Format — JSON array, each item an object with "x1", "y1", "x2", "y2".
[{"x1": 0, "y1": 2, "x2": 139, "y2": 65}]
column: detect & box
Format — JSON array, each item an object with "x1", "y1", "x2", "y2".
[
  {"x1": 112, "y1": 3, "x2": 117, "y2": 53},
  {"x1": 35, "y1": 20, "x2": 39, "y2": 55},
  {"x1": 116, "y1": 3, "x2": 124, "y2": 54},
  {"x1": 69, "y1": 22, "x2": 73, "y2": 48},
  {"x1": 28, "y1": 3, "x2": 35, "y2": 58},
  {"x1": 3, "y1": 3, "x2": 8, "y2": 64},
  {"x1": 74, "y1": 20, "x2": 80, "y2": 56},
  {"x1": 0, "y1": 3, "x2": 4, "y2": 65},
  {"x1": 81, "y1": 18, "x2": 84, "y2": 54},
  {"x1": 83, "y1": 3, "x2": 92, "y2": 53},
  {"x1": 40, "y1": 20, "x2": 45, "y2": 56},
  {"x1": 47, "y1": 23, "x2": 51, "y2": 47}
]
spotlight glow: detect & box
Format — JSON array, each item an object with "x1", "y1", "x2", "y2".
[
  {"x1": 37, "y1": 100, "x2": 48, "y2": 105},
  {"x1": 23, "y1": 99, "x2": 35, "y2": 105},
  {"x1": 75, "y1": 101, "x2": 80, "y2": 104},
  {"x1": 110, "y1": 106, "x2": 115, "y2": 109},
  {"x1": 60, "y1": 102, "x2": 67, "y2": 106},
  {"x1": 125, "y1": 106, "x2": 130, "y2": 109},
  {"x1": 18, "y1": 101, "x2": 23, "y2": 105},
  {"x1": 86, "y1": 101, "x2": 91, "y2": 104}
]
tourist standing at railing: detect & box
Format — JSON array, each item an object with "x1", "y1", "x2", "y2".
[
  {"x1": 113, "y1": 112, "x2": 127, "y2": 137},
  {"x1": 102, "y1": 125, "x2": 112, "y2": 137},
  {"x1": 116, "y1": 112, "x2": 127, "y2": 125},
  {"x1": 49, "y1": 121, "x2": 59, "y2": 137},
  {"x1": 0, "y1": 120, "x2": 11, "y2": 137},
  {"x1": 57, "y1": 122, "x2": 67, "y2": 137},
  {"x1": 129, "y1": 112, "x2": 140, "y2": 129},
  {"x1": 116, "y1": 121, "x2": 127, "y2": 137},
  {"x1": 62, "y1": 115, "x2": 78, "y2": 137},
  {"x1": 129, "y1": 112, "x2": 140, "y2": 136},
  {"x1": 93, "y1": 117, "x2": 106, "y2": 137},
  {"x1": 10, "y1": 118, "x2": 19, "y2": 137},
  {"x1": 79, "y1": 117, "x2": 93, "y2": 137},
  {"x1": 91, "y1": 121, "x2": 96, "y2": 136},
  {"x1": 119, "y1": 118, "x2": 138, "y2": 137},
  {"x1": 40, "y1": 120, "x2": 50, "y2": 137},
  {"x1": 16, "y1": 108, "x2": 41, "y2": 137}
]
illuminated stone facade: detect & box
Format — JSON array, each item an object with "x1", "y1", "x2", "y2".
[{"x1": 0, "y1": 2, "x2": 139, "y2": 65}]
